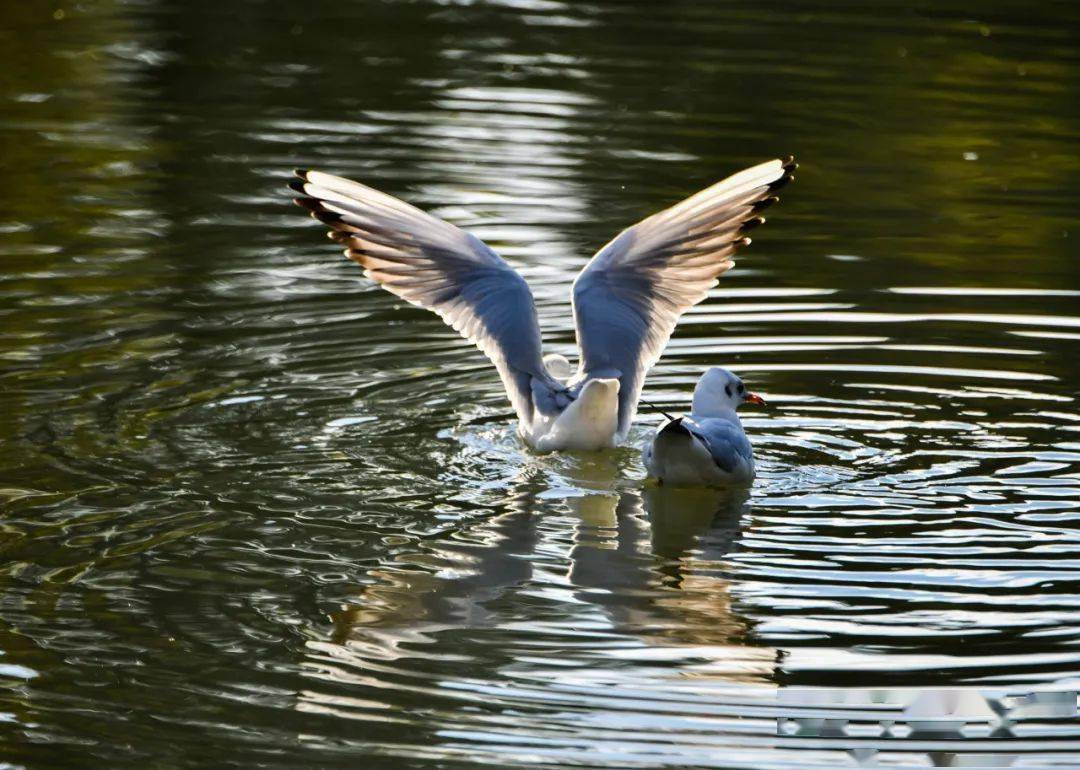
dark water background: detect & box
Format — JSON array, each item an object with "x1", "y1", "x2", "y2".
[{"x1": 1, "y1": 0, "x2": 1078, "y2": 766}]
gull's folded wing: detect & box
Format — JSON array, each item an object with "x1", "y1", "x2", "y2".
[
  {"x1": 571, "y1": 157, "x2": 796, "y2": 434},
  {"x1": 291, "y1": 169, "x2": 554, "y2": 426},
  {"x1": 690, "y1": 418, "x2": 754, "y2": 474}
]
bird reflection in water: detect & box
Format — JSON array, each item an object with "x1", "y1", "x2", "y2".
[
  {"x1": 307, "y1": 458, "x2": 776, "y2": 690},
  {"x1": 568, "y1": 483, "x2": 777, "y2": 683}
]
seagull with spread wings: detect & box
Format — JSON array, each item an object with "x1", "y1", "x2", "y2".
[{"x1": 290, "y1": 156, "x2": 795, "y2": 452}]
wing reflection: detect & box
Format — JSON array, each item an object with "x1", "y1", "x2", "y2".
[
  {"x1": 326, "y1": 483, "x2": 543, "y2": 649},
  {"x1": 304, "y1": 461, "x2": 777, "y2": 726}
]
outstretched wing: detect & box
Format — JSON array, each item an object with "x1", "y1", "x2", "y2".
[
  {"x1": 571, "y1": 156, "x2": 796, "y2": 435},
  {"x1": 291, "y1": 169, "x2": 557, "y2": 426}
]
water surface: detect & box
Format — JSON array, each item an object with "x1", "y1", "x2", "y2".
[{"x1": 1, "y1": 0, "x2": 1079, "y2": 766}]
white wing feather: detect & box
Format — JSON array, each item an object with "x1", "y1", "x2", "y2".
[
  {"x1": 572, "y1": 157, "x2": 796, "y2": 434},
  {"x1": 292, "y1": 169, "x2": 557, "y2": 427}
]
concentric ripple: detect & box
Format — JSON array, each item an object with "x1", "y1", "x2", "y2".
[{"x1": 0, "y1": 0, "x2": 1078, "y2": 767}]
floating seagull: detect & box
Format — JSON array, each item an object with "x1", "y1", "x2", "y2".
[
  {"x1": 290, "y1": 157, "x2": 794, "y2": 451},
  {"x1": 643, "y1": 367, "x2": 766, "y2": 487}
]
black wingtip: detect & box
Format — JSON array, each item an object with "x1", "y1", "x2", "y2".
[
  {"x1": 739, "y1": 215, "x2": 765, "y2": 234},
  {"x1": 287, "y1": 179, "x2": 306, "y2": 194},
  {"x1": 659, "y1": 416, "x2": 690, "y2": 437},
  {"x1": 293, "y1": 168, "x2": 310, "y2": 179},
  {"x1": 769, "y1": 173, "x2": 793, "y2": 191},
  {"x1": 768, "y1": 156, "x2": 798, "y2": 191},
  {"x1": 312, "y1": 209, "x2": 344, "y2": 225},
  {"x1": 752, "y1": 195, "x2": 780, "y2": 212}
]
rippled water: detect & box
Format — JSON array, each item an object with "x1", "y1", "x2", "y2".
[{"x1": 2, "y1": 0, "x2": 1079, "y2": 766}]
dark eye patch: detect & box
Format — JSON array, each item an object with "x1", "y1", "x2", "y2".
[
  {"x1": 725, "y1": 384, "x2": 732, "y2": 397},
  {"x1": 738, "y1": 383, "x2": 745, "y2": 394}
]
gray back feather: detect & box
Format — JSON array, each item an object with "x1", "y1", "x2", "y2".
[{"x1": 686, "y1": 417, "x2": 753, "y2": 473}]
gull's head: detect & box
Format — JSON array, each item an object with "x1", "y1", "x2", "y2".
[{"x1": 692, "y1": 367, "x2": 766, "y2": 416}]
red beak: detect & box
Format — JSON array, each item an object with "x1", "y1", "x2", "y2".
[{"x1": 745, "y1": 392, "x2": 767, "y2": 407}]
